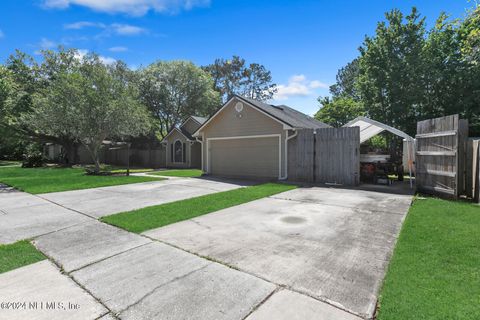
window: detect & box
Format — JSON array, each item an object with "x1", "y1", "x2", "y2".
[{"x1": 174, "y1": 140, "x2": 183, "y2": 163}]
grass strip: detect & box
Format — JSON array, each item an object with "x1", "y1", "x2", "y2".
[
  {"x1": 149, "y1": 169, "x2": 203, "y2": 177},
  {"x1": 0, "y1": 241, "x2": 46, "y2": 274},
  {"x1": 0, "y1": 167, "x2": 162, "y2": 194},
  {"x1": 377, "y1": 197, "x2": 480, "y2": 320},
  {"x1": 102, "y1": 182, "x2": 296, "y2": 233}
]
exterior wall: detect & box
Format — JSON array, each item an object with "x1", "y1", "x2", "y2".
[
  {"x1": 199, "y1": 98, "x2": 287, "y2": 179},
  {"x1": 165, "y1": 130, "x2": 190, "y2": 168},
  {"x1": 182, "y1": 118, "x2": 202, "y2": 135},
  {"x1": 190, "y1": 142, "x2": 202, "y2": 169}
]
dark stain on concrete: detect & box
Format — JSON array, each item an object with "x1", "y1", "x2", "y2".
[{"x1": 281, "y1": 216, "x2": 306, "y2": 224}]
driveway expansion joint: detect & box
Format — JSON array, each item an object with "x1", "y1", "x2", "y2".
[
  {"x1": 117, "y1": 263, "x2": 212, "y2": 316},
  {"x1": 30, "y1": 242, "x2": 116, "y2": 317},
  {"x1": 142, "y1": 234, "x2": 365, "y2": 319}
]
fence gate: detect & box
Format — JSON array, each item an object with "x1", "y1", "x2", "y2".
[
  {"x1": 315, "y1": 127, "x2": 360, "y2": 185},
  {"x1": 287, "y1": 127, "x2": 360, "y2": 186},
  {"x1": 415, "y1": 114, "x2": 468, "y2": 198}
]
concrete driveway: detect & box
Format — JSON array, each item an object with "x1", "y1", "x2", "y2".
[
  {"x1": 144, "y1": 186, "x2": 413, "y2": 319},
  {"x1": 38, "y1": 177, "x2": 251, "y2": 218},
  {"x1": 1, "y1": 179, "x2": 412, "y2": 320}
]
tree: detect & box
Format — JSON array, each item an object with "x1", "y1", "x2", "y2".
[
  {"x1": 356, "y1": 7, "x2": 427, "y2": 135},
  {"x1": 3, "y1": 49, "x2": 86, "y2": 162},
  {"x1": 322, "y1": 5, "x2": 480, "y2": 137},
  {"x1": 27, "y1": 53, "x2": 151, "y2": 173},
  {"x1": 314, "y1": 96, "x2": 364, "y2": 127},
  {"x1": 203, "y1": 56, "x2": 277, "y2": 102},
  {"x1": 329, "y1": 59, "x2": 360, "y2": 100},
  {"x1": 138, "y1": 60, "x2": 220, "y2": 138}
]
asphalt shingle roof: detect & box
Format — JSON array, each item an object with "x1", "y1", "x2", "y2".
[
  {"x1": 237, "y1": 95, "x2": 330, "y2": 129},
  {"x1": 191, "y1": 116, "x2": 208, "y2": 125}
]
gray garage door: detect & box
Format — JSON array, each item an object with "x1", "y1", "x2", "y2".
[{"x1": 209, "y1": 137, "x2": 279, "y2": 179}]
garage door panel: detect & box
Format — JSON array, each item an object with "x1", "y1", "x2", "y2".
[{"x1": 209, "y1": 137, "x2": 279, "y2": 179}]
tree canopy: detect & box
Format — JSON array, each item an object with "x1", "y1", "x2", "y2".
[
  {"x1": 317, "y1": 5, "x2": 480, "y2": 136},
  {"x1": 202, "y1": 56, "x2": 277, "y2": 102},
  {"x1": 138, "y1": 60, "x2": 220, "y2": 139},
  {"x1": 25, "y1": 50, "x2": 151, "y2": 173}
]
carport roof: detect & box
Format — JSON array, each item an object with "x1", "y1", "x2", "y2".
[{"x1": 343, "y1": 116, "x2": 414, "y2": 143}]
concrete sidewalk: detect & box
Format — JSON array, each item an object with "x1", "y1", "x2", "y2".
[{"x1": 0, "y1": 184, "x2": 91, "y2": 244}]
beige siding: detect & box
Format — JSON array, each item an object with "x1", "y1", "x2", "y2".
[
  {"x1": 165, "y1": 130, "x2": 190, "y2": 168},
  {"x1": 190, "y1": 142, "x2": 202, "y2": 169},
  {"x1": 209, "y1": 137, "x2": 279, "y2": 179},
  {"x1": 199, "y1": 98, "x2": 287, "y2": 178},
  {"x1": 182, "y1": 118, "x2": 202, "y2": 135}
]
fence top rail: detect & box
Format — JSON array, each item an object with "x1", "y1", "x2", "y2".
[{"x1": 416, "y1": 130, "x2": 457, "y2": 139}]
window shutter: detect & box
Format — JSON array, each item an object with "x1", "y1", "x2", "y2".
[{"x1": 170, "y1": 143, "x2": 173, "y2": 162}]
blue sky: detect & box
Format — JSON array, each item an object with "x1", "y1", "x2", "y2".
[{"x1": 0, "y1": 0, "x2": 473, "y2": 115}]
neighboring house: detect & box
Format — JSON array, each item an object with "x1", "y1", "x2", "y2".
[
  {"x1": 193, "y1": 95, "x2": 329, "y2": 180},
  {"x1": 162, "y1": 116, "x2": 207, "y2": 169}
]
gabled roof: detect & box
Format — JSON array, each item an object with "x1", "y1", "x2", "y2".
[
  {"x1": 180, "y1": 115, "x2": 208, "y2": 129},
  {"x1": 190, "y1": 116, "x2": 208, "y2": 125},
  {"x1": 193, "y1": 95, "x2": 329, "y2": 136},
  {"x1": 237, "y1": 96, "x2": 330, "y2": 129},
  {"x1": 161, "y1": 127, "x2": 192, "y2": 142},
  {"x1": 343, "y1": 116, "x2": 414, "y2": 143}
]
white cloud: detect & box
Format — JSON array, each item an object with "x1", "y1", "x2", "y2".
[
  {"x1": 109, "y1": 46, "x2": 128, "y2": 52},
  {"x1": 35, "y1": 38, "x2": 57, "y2": 54},
  {"x1": 64, "y1": 21, "x2": 105, "y2": 29},
  {"x1": 290, "y1": 74, "x2": 306, "y2": 82},
  {"x1": 39, "y1": 37, "x2": 56, "y2": 49},
  {"x1": 110, "y1": 23, "x2": 146, "y2": 35},
  {"x1": 99, "y1": 55, "x2": 117, "y2": 65},
  {"x1": 64, "y1": 21, "x2": 147, "y2": 37},
  {"x1": 309, "y1": 80, "x2": 329, "y2": 89},
  {"x1": 74, "y1": 49, "x2": 89, "y2": 60},
  {"x1": 274, "y1": 74, "x2": 329, "y2": 101},
  {"x1": 43, "y1": 0, "x2": 210, "y2": 16},
  {"x1": 74, "y1": 49, "x2": 116, "y2": 65}
]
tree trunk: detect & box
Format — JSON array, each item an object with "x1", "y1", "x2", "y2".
[
  {"x1": 84, "y1": 144, "x2": 101, "y2": 174},
  {"x1": 94, "y1": 155, "x2": 101, "y2": 174}
]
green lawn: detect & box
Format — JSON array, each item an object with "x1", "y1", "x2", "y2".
[
  {"x1": 0, "y1": 167, "x2": 163, "y2": 194},
  {"x1": 0, "y1": 241, "x2": 46, "y2": 274},
  {"x1": 377, "y1": 197, "x2": 480, "y2": 320},
  {"x1": 150, "y1": 169, "x2": 203, "y2": 177},
  {"x1": 102, "y1": 182, "x2": 296, "y2": 233}
]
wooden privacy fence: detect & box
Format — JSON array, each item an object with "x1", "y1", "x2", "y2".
[
  {"x1": 104, "y1": 147, "x2": 166, "y2": 168},
  {"x1": 415, "y1": 114, "x2": 469, "y2": 198},
  {"x1": 288, "y1": 127, "x2": 360, "y2": 185},
  {"x1": 466, "y1": 139, "x2": 480, "y2": 202}
]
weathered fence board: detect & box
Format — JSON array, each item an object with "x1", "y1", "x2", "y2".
[
  {"x1": 314, "y1": 127, "x2": 360, "y2": 186},
  {"x1": 104, "y1": 147, "x2": 166, "y2": 168},
  {"x1": 287, "y1": 127, "x2": 360, "y2": 186},
  {"x1": 415, "y1": 114, "x2": 468, "y2": 198},
  {"x1": 466, "y1": 139, "x2": 480, "y2": 201},
  {"x1": 288, "y1": 129, "x2": 314, "y2": 183}
]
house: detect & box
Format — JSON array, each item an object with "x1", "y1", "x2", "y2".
[
  {"x1": 162, "y1": 115, "x2": 207, "y2": 168},
  {"x1": 193, "y1": 95, "x2": 329, "y2": 180}
]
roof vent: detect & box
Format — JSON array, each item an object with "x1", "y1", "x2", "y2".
[
  {"x1": 272, "y1": 105, "x2": 283, "y2": 110},
  {"x1": 235, "y1": 102, "x2": 244, "y2": 112}
]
